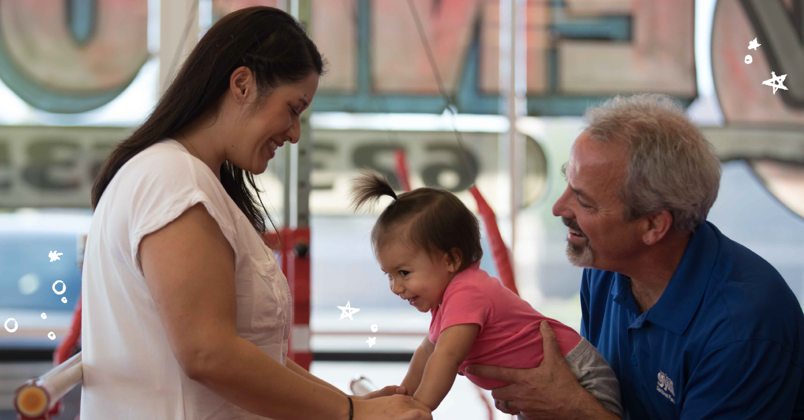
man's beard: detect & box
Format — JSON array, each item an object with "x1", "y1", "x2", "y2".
[{"x1": 562, "y1": 217, "x2": 594, "y2": 267}]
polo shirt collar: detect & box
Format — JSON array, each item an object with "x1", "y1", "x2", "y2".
[
  {"x1": 646, "y1": 222, "x2": 719, "y2": 335},
  {"x1": 609, "y1": 222, "x2": 718, "y2": 334},
  {"x1": 611, "y1": 273, "x2": 640, "y2": 316}
]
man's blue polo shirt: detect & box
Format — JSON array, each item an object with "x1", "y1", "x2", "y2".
[{"x1": 580, "y1": 221, "x2": 804, "y2": 419}]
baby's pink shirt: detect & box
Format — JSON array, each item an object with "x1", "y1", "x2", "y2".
[{"x1": 429, "y1": 263, "x2": 582, "y2": 390}]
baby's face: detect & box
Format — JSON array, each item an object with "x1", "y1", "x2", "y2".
[{"x1": 376, "y1": 239, "x2": 456, "y2": 313}]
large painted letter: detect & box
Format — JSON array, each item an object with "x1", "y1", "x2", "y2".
[{"x1": 0, "y1": 0, "x2": 148, "y2": 113}]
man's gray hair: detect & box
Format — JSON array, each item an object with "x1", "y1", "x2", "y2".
[{"x1": 583, "y1": 94, "x2": 721, "y2": 232}]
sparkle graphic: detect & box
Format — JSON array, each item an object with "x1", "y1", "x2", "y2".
[
  {"x1": 48, "y1": 251, "x2": 63, "y2": 262},
  {"x1": 4, "y1": 318, "x2": 18, "y2": 333},
  {"x1": 61, "y1": 297, "x2": 67, "y2": 304},
  {"x1": 371, "y1": 324, "x2": 378, "y2": 333},
  {"x1": 748, "y1": 38, "x2": 761, "y2": 50},
  {"x1": 366, "y1": 337, "x2": 377, "y2": 348},
  {"x1": 745, "y1": 55, "x2": 753, "y2": 64},
  {"x1": 337, "y1": 301, "x2": 360, "y2": 320},
  {"x1": 47, "y1": 332, "x2": 56, "y2": 340},
  {"x1": 41, "y1": 313, "x2": 47, "y2": 319},
  {"x1": 762, "y1": 72, "x2": 788, "y2": 94}
]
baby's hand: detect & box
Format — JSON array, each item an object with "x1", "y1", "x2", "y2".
[{"x1": 355, "y1": 385, "x2": 408, "y2": 400}]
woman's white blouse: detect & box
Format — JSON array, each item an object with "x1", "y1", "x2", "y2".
[{"x1": 81, "y1": 139, "x2": 291, "y2": 419}]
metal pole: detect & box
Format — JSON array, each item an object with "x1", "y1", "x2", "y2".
[
  {"x1": 500, "y1": 0, "x2": 526, "y2": 254},
  {"x1": 281, "y1": 0, "x2": 293, "y2": 227},
  {"x1": 296, "y1": 0, "x2": 312, "y2": 230},
  {"x1": 159, "y1": 0, "x2": 199, "y2": 95},
  {"x1": 287, "y1": 0, "x2": 313, "y2": 371},
  {"x1": 508, "y1": 0, "x2": 518, "y2": 252}
]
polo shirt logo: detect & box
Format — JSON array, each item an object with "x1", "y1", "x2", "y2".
[{"x1": 657, "y1": 371, "x2": 676, "y2": 403}]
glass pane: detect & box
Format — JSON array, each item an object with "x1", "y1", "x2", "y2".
[{"x1": 749, "y1": 159, "x2": 804, "y2": 219}]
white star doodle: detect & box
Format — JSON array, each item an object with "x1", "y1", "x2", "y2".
[
  {"x1": 366, "y1": 337, "x2": 377, "y2": 348},
  {"x1": 337, "y1": 301, "x2": 360, "y2": 320},
  {"x1": 748, "y1": 38, "x2": 761, "y2": 50},
  {"x1": 762, "y1": 72, "x2": 788, "y2": 94},
  {"x1": 48, "y1": 251, "x2": 63, "y2": 262}
]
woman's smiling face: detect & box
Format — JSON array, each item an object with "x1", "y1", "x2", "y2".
[{"x1": 228, "y1": 71, "x2": 319, "y2": 174}]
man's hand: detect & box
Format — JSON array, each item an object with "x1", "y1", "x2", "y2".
[
  {"x1": 355, "y1": 385, "x2": 408, "y2": 400},
  {"x1": 466, "y1": 321, "x2": 604, "y2": 420}
]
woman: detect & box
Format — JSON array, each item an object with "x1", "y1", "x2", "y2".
[{"x1": 81, "y1": 7, "x2": 431, "y2": 420}]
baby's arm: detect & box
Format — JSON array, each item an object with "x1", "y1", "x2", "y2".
[
  {"x1": 413, "y1": 324, "x2": 480, "y2": 410},
  {"x1": 400, "y1": 336, "x2": 435, "y2": 396}
]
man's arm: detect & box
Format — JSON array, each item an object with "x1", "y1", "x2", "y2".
[
  {"x1": 466, "y1": 321, "x2": 620, "y2": 420},
  {"x1": 413, "y1": 324, "x2": 480, "y2": 410},
  {"x1": 679, "y1": 340, "x2": 800, "y2": 419},
  {"x1": 401, "y1": 336, "x2": 435, "y2": 396}
]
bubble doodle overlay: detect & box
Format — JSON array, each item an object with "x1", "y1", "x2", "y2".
[
  {"x1": 52, "y1": 280, "x2": 66, "y2": 295},
  {"x1": 741, "y1": 36, "x2": 791, "y2": 95},
  {"x1": 367, "y1": 324, "x2": 378, "y2": 348},
  {"x1": 4, "y1": 318, "x2": 18, "y2": 333},
  {"x1": 745, "y1": 38, "x2": 761, "y2": 65}
]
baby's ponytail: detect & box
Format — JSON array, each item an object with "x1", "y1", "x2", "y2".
[
  {"x1": 350, "y1": 171, "x2": 398, "y2": 212},
  {"x1": 350, "y1": 170, "x2": 483, "y2": 272}
]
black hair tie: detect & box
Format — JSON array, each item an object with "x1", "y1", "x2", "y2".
[{"x1": 347, "y1": 396, "x2": 354, "y2": 420}]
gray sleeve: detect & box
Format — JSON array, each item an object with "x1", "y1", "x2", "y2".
[{"x1": 564, "y1": 338, "x2": 623, "y2": 418}]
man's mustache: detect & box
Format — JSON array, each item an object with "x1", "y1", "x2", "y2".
[{"x1": 562, "y1": 217, "x2": 586, "y2": 237}]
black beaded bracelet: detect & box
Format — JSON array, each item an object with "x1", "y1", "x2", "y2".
[{"x1": 347, "y1": 396, "x2": 354, "y2": 420}]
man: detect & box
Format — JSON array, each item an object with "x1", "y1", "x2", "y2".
[{"x1": 467, "y1": 94, "x2": 804, "y2": 419}]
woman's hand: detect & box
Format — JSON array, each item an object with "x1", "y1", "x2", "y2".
[
  {"x1": 354, "y1": 385, "x2": 408, "y2": 400},
  {"x1": 354, "y1": 395, "x2": 432, "y2": 420}
]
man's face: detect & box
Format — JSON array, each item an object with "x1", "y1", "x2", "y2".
[{"x1": 551, "y1": 131, "x2": 644, "y2": 271}]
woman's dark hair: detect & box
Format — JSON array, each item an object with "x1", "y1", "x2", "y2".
[
  {"x1": 91, "y1": 6, "x2": 324, "y2": 234},
  {"x1": 351, "y1": 171, "x2": 483, "y2": 272}
]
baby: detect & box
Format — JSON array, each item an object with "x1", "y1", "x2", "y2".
[{"x1": 351, "y1": 172, "x2": 622, "y2": 416}]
